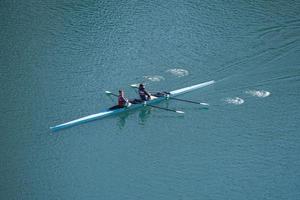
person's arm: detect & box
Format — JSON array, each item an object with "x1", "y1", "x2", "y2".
[
  {"x1": 122, "y1": 97, "x2": 131, "y2": 107},
  {"x1": 123, "y1": 97, "x2": 129, "y2": 103},
  {"x1": 144, "y1": 90, "x2": 151, "y2": 98}
]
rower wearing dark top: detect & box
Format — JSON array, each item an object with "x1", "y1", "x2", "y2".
[{"x1": 138, "y1": 83, "x2": 151, "y2": 101}]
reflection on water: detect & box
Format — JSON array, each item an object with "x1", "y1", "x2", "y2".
[
  {"x1": 115, "y1": 102, "x2": 195, "y2": 129},
  {"x1": 116, "y1": 107, "x2": 153, "y2": 129},
  {"x1": 138, "y1": 107, "x2": 152, "y2": 125},
  {"x1": 116, "y1": 112, "x2": 130, "y2": 129}
]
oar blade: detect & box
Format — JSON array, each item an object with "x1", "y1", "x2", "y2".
[
  {"x1": 176, "y1": 110, "x2": 185, "y2": 114},
  {"x1": 105, "y1": 91, "x2": 112, "y2": 95},
  {"x1": 130, "y1": 84, "x2": 139, "y2": 88},
  {"x1": 200, "y1": 103, "x2": 209, "y2": 106}
]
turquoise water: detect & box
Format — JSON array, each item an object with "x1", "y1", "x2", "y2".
[{"x1": 1, "y1": 1, "x2": 300, "y2": 199}]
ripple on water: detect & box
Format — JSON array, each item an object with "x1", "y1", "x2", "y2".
[
  {"x1": 166, "y1": 68, "x2": 189, "y2": 77},
  {"x1": 143, "y1": 75, "x2": 165, "y2": 82},
  {"x1": 225, "y1": 97, "x2": 245, "y2": 105},
  {"x1": 246, "y1": 90, "x2": 271, "y2": 98}
]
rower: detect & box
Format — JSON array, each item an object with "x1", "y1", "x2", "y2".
[
  {"x1": 109, "y1": 90, "x2": 130, "y2": 110},
  {"x1": 138, "y1": 83, "x2": 151, "y2": 101}
]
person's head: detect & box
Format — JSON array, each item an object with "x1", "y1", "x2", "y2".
[
  {"x1": 119, "y1": 90, "x2": 124, "y2": 96},
  {"x1": 139, "y1": 83, "x2": 145, "y2": 89}
]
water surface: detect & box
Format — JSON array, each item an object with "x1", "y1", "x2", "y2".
[{"x1": 1, "y1": 1, "x2": 300, "y2": 199}]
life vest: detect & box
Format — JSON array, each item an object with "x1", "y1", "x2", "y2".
[
  {"x1": 139, "y1": 89, "x2": 147, "y2": 101},
  {"x1": 118, "y1": 96, "x2": 127, "y2": 106}
]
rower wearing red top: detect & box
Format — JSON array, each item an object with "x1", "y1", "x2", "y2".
[
  {"x1": 138, "y1": 83, "x2": 151, "y2": 101},
  {"x1": 109, "y1": 90, "x2": 130, "y2": 110}
]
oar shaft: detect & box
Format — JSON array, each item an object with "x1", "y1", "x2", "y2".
[
  {"x1": 148, "y1": 105, "x2": 184, "y2": 114},
  {"x1": 169, "y1": 97, "x2": 201, "y2": 104}
]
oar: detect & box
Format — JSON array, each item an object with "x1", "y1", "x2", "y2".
[
  {"x1": 105, "y1": 91, "x2": 118, "y2": 97},
  {"x1": 148, "y1": 105, "x2": 184, "y2": 114},
  {"x1": 169, "y1": 97, "x2": 209, "y2": 106},
  {"x1": 105, "y1": 91, "x2": 116, "y2": 102},
  {"x1": 129, "y1": 85, "x2": 209, "y2": 106},
  {"x1": 130, "y1": 84, "x2": 208, "y2": 105},
  {"x1": 105, "y1": 91, "x2": 184, "y2": 114}
]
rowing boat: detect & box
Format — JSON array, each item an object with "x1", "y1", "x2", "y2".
[{"x1": 50, "y1": 80, "x2": 215, "y2": 131}]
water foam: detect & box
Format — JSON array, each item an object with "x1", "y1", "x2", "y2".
[
  {"x1": 143, "y1": 75, "x2": 165, "y2": 82},
  {"x1": 246, "y1": 90, "x2": 271, "y2": 98},
  {"x1": 166, "y1": 68, "x2": 189, "y2": 77},
  {"x1": 225, "y1": 97, "x2": 244, "y2": 105}
]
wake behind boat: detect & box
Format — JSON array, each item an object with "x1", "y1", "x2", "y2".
[{"x1": 50, "y1": 80, "x2": 215, "y2": 131}]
